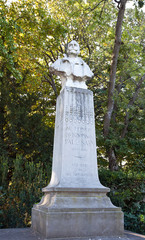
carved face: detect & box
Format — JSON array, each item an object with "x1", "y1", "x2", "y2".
[{"x1": 67, "y1": 40, "x2": 80, "y2": 56}]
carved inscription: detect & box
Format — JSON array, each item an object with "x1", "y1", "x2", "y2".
[
  {"x1": 64, "y1": 126, "x2": 94, "y2": 149},
  {"x1": 72, "y1": 162, "x2": 92, "y2": 177},
  {"x1": 65, "y1": 133, "x2": 93, "y2": 146},
  {"x1": 65, "y1": 89, "x2": 94, "y2": 124},
  {"x1": 56, "y1": 88, "x2": 96, "y2": 180},
  {"x1": 56, "y1": 88, "x2": 94, "y2": 127},
  {"x1": 65, "y1": 107, "x2": 93, "y2": 124},
  {"x1": 64, "y1": 125, "x2": 95, "y2": 178},
  {"x1": 65, "y1": 161, "x2": 93, "y2": 178}
]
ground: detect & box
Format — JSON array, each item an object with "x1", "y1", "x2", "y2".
[{"x1": 0, "y1": 228, "x2": 145, "y2": 240}]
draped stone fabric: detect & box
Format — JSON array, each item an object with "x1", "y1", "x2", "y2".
[
  {"x1": 50, "y1": 56, "x2": 93, "y2": 80},
  {"x1": 50, "y1": 41, "x2": 94, "y2": 89}
]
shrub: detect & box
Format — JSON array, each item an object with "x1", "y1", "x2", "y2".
[
  {"x1": 99, "y1": 168, "x2": 145, "y2": 234},
  {"x1": 1, "y1": 158, "x2": 144, "y2": 234},
  {"x1": 0, "y1": 155, "x2": 50, "y2": 228}
]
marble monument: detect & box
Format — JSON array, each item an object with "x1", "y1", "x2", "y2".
[
  {"x1": 49, "y1": 40, "x2": 93, "y2": 90},
  {"x1": 32, "y1": 40, "x2": 124, "y2": 239}
]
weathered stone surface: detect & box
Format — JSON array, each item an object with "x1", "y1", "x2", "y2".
[
  {"x1": 32, "y1": 87, "x2": 124, "y2": 239},
  {"x1": 49, "y1": 40, "x2": 94, "y2": 90},
  {"x1": 32, "y1": 188, "x2": 124, "y2": 238},
  {"x1": 32, "y1": 208, "x2": 123, "y2": 238},
  {"x1": 43, "y1": 87, "x2": 105, "y2": 190}
]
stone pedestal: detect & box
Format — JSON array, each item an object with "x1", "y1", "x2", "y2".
[{"x1": 32, "y1": 87, "x2": 124, "y2": 239}]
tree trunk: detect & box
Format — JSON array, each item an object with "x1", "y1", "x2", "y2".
[
  {"x1": 103, "y1": 0, "x2": 127, "y2": 170},
  {"x1": 108, "y1": 148, "x2": 119, "y2": 171},
  {"x1": 104, "y1": 0, "x2": 127, "y2": 137}
]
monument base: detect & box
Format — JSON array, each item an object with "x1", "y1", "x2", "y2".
[
  {"x1": 32, "y1": 188, "x2": 124, "y2": 239},
  {"x1": 32, "y1": 87, "x2": 124, "y2": 238}
]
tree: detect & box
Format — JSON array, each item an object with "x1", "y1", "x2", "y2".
[
  {"x1": 103, "y1": 3, "x2": 145, "y2": 170},
  {"x1": 1, "y1": 0, "x2": 145, "y2": 172},
  {"x1": 0, "y1": 0, "x2": 22, "y2": 156},
  {"x1": 0, "y1": 0, "x2": 145, "y2": 229},
  {"x1": 0, "y1": 0, "x2": 67, "y2": 175}
]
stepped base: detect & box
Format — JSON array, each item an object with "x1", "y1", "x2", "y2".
[{"x1": 32, "y1": 188, "x2": 124, "y2": 239}]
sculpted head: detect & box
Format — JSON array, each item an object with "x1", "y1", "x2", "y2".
[{"x1": 67, "y1": 40, "x2": 80, "y2": 57}]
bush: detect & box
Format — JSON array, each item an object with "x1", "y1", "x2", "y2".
[
  {"x1": 99, "y1": 168, "x2": 145, "y2": 234},
  {"x1": 0, "y1": 155, "x2": 50, "y2": 228},
  {"x1": 1, "y1": 158, "x2": 144, "y2": 234}
]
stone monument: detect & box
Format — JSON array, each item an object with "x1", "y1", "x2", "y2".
[{"x1": 32, "y1": 40, "x2": 124, "y2": 239}]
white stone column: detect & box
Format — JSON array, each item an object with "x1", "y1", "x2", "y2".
[
  {"x1": 44, "y1": 87, "x2": 105, "y2": 190},
  {"x1": 32, "y1": 87, "x2": 124, "y2": 239}
]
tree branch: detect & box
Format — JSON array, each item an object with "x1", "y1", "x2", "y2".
[
  {"x1": 50, "y1": 49, "x2": 57, "y2": 61},
  {"x1": 59, "y1": 44, "x2": 64, "y2": 54},
  {"x1": 99, "y1": 0, "x2": 107, "y2": 18},
  {"x1": 121, "y1": 73, "x2": 145, "y2": 138},
  {"x1": 43, "y1": 52, "x2": 55, "y2": 63},
  {"x1": 86, "y1": 0, "x2": 105, "y2": 13},
  {"x1": 103, "y1": 0, "x2": 127, "y2": 137},
  {"x1": 43, "y1": 74, "x2": 58, "y2": 97}
]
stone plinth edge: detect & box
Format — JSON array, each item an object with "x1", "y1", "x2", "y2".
[{"x1": 42, "y1": 187, "x2": 110, "y2": 193}]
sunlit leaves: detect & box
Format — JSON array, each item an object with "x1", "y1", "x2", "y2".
[
  {"x1": 0, "y1": 1, "x2": 22, "y2": 81},
  {"x1": 1, "y1": 0, "x2": 145, "y2": 170}
]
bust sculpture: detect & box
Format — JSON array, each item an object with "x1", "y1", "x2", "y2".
[{"x1": 50, "y1": 40, "x2": 94, "y2": 90}]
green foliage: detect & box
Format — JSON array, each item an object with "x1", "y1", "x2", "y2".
[
  {"x1": 99, "y1": 168, "x2": 145, "y2": 234},
  {"x1": 0, "y1": 1, "x2": 22, "y2": 80},
  {"x1": 1, "y1": 164, "x2": 144, "y2": 233},
  {"x1": 0, "y1": 0, "x2": 145, "y2": 233},
  {"x1": 5, "y1": 91, "x2": 54, "y2": 162},
  {"x1": 0, "y1": 155, "x2": 50, "y2": 228},
  {"x1": 1, "y1": 0, "x2": 145, "y2": 170}
]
